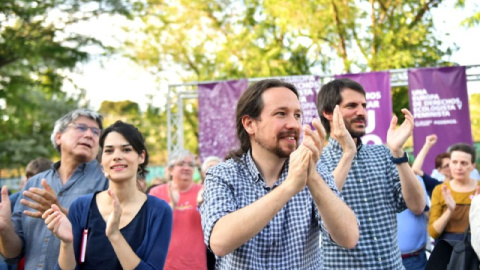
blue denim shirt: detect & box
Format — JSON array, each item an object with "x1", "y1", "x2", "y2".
[{"x1": 8, "y1": 160, "x2": 108, "y2": 270}]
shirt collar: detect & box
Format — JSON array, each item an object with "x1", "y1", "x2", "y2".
[
  {"x1": 244, "y1": 150, "x2": 289, "y2": 185},
  {"x1": 53, "y1": 159, "x2": 96, "y2": 173},
  {"x1": 244, "y1": 150, "x2": 262, "y2": 183}
]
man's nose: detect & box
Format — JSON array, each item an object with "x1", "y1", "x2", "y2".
[{"x1": 286, "y1": 114, "x2": 301, "y2": 129}]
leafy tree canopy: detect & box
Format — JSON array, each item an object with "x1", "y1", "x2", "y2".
[
  {"x1": 0, "y1": 0, "x2": 136, "y2": 171},
  {"x1": 127, "y1": 0, "x2": 455, "y2": 82},
  {"x1": 99, "y1": 99, "x2": 169, "y2": 165},
  {"x1": 124, "y1": 0, "x2": 459, "y2": 153}
]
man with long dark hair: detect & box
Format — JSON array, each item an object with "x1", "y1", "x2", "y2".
[{"x1": 200, "y1": 79, "x2": 359, "y2": 269}]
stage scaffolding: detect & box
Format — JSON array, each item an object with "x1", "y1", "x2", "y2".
[{"x1": 167, "y1": 65, "x2": 480, "y2": 158}]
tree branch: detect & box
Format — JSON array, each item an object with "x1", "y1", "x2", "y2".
[{"x1": 409, "y1": 0, "x2": 441, "y2": 28}]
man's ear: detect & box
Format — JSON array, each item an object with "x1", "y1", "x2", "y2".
[
  {"x1": 242, "y1": 115, "x2": 255, "y2": 135},
  {"x1": 55, "y1": 132, "x2": 62, "y2": 147},
  {"x1": 323, "y1": 110, "x2": 333, "y2": 121}
]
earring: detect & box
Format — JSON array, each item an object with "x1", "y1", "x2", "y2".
[{"x1": 101, "y1": 167, "x2": 109, "y2": 179}]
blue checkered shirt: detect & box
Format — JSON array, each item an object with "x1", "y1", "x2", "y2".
[
  {"x1": 200, "y1": 150, "x2": 340, "y2": 270},
  {"x1": 320, "y1": 139, "x2": 406, "y2": 269}
]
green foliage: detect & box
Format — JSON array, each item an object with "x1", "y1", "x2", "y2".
[
  {"x1": 0, "y1": 0, "x2": 137, "y2": 172},
  {"x1": 128, "y1": 0, "x2": 454, "y2": 81},
  {"x1": 99, "y1": 99, "x2": 169, "y2": 165},
  {"x1": 461, "y1": 12, "x2": 480, "y2": 27},
  {"x1": 125, "y1": 0, "x2": 457, "y2": 149},
  {"x1": 456, "y1": 0, "x2": 480, "y2": 27},
  {"x1": 470, "y1": 93, "x2": 480, "y2": 142},
  {"x1": 391, "y1": 86, "x2": 410, "y2": 124},
  {"x1": 0, "y1": 87, "x2": 81, "y2": 169},
  {"x1": 99, "y1": 100, "x2": 140, "y2": 116}
]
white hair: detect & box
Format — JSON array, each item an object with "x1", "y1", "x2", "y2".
[
  {"x1": 201, "y1": 156, "x2": 222, "y2": 172},
  {"x1": 50, "y1": 108, "x2": 103, "y2": 153}
]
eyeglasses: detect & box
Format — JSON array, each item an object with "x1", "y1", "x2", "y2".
[
  {"x1": 67, "y1": 123, "x2": 101, "y2": 137},
  {"x1": 175, "y1": 161, "x2": 196, "y2": 167},
  {"x1": 441, "y1": 164, "x2": 450, "y2": 170}
]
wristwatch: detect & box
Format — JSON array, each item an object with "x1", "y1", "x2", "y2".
[{"x1": 390, "y1": 152, "x2": 409, "y2": 164}]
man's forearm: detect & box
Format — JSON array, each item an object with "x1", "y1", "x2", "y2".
[
  {"x1": 307, "y1": 173, "x2": 358, "y2": 249},
  {"x1": 331, "y1": 152, "x2": 355, "y2": 191},
  {"x1": 209, "y1": 182, "x2": 297, "y2": 257},
  {"x1": 398, "y1": 163, "x2": 426, "y2": 215},
  {"x1": 0, "y1": 223, "x2": 23, "y2": 259}
]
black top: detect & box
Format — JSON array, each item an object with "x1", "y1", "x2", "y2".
[{"x1": 82, "y1": 193, "x2": 147, "y2": 269}]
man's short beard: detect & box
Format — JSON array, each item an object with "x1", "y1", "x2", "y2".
[
  {"x1": 254, "y1": 137, "x2": 296, "y2": 159},
  {"x1": 273, "y1": 146, "x2": 293, "y2": 159},
  {"x1": 349, "y1": 130, "x2": 365, "y2": 139}
]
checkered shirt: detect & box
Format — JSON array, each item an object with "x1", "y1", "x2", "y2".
[
  {"x1": 200, "y1": 150, "x2": 340, "y2": 270},
  {"x1": 320, "y1": 139, "x2": 406, "y2": 269}
]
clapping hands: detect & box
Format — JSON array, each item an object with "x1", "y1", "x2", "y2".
[
  {"x1": 42, "y1": 204, "x2": 73, "y2": 243},
  {"x1": 387, "y1": 109, "x2": 414, "y2": 155}
]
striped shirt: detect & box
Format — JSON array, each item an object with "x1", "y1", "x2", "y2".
[
  {"x1": 200, "y1": 151, "x2": 339, "y2": 270},
  {"x1": 320, "y1": 139, "x2": 406, "y2": 269}
]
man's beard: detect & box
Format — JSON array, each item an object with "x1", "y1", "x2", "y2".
[
  {"x1": 346, "y1": 116, "x2": 366, "y2": 138},
  {"x1": 255, "y1": 131, "x2": 298, "y2": 158}
]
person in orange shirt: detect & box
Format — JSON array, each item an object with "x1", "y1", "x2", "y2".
[{"x1": 429, "y1": 143, "x2": 480, "y2": 241}]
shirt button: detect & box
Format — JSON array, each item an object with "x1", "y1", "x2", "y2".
[
  {"x1": 359, "y1": 179, "x2": 363, "y2": 182},
  {"x1": 364, "y1": 198, "x2": 368, "y2": 202},
  {"x1": 38, "y1": 263, "x2": 43, "y2": 268},
  {"x1": 368, "y1": 217, "x2": 372, "y2": 222},
  {"x1": 373, "y1": 237, "x2": 377, "y2": 241},
  {"x1": 378, "y1": 257, "x2": 382, "y2": 262},
  {"x1": 44, "y1": 238, "x2": 49, "y2": 242}
]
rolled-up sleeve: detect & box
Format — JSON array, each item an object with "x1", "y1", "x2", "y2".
[{"x1": 200, "y1": 167, "x2": 237, "y2": 248}]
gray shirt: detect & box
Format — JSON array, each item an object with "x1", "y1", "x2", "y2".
[{"x1": 8, "y1": 160, "x2": 108, "y2": 270}]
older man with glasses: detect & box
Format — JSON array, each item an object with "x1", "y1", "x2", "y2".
[
  {"x1": 0, "y1": 108, "x2": 108, "y2": 270},
  {"x1": 149, "y1": 150, "x2": 207, "y2": 270}
]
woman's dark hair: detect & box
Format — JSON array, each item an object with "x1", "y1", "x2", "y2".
[
  {"x1": 434, "y1": 152, "x2": 450, "y2": 169},
  {"x1": 316, "y1": 78, "x2": 365, "y2": 133},
  {"x1": 100, "y1": 120, "x2": 149, "y2": 177},
  {"x1": 448, "y1": 143, "x2": 476, "y2": 164},
  {"x1": 228, "y1": 79, "x2": 298, "y2": 159}
]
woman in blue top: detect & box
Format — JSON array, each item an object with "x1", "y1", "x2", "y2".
[{"x1": 43, "y1": 121, "x2": 173, "y2": 269}]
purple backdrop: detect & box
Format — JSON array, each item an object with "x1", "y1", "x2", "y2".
[
  {"x1": 335, "y1": 72, "x2": 392, "y2": 145},
  {"x1": 198, "y1": 79, "x2": 248, "y2": 162},
  {"x1": 280, "y1": 75, "x2": 320, "y2": 127},
  {"x1": 408, "y1": 66, "x2": 472, "y2": 175}
]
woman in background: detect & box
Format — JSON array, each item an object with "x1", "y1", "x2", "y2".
[{"x1": 429, "y1": 143, "x2": 480, "y2": 242}]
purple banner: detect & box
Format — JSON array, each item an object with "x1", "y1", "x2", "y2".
[
  {"x1": 280, "y1": 75, "x2": 320, "y2": 127},
  {"x1": 335, "y1": 72, "x2": 392, "y2": 145},
  {"x1": 408, "y1": 66, "x2": 472, "y2": 175},
  {"x1": 198, "y1": 79, "x2": 248, "y2": 162}
]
